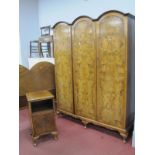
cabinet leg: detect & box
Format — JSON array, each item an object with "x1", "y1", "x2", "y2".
[
  {"x1": 119, "y1": 132, "x2": 128, "y2": 143},
  {"x1": 82, "y1": 120, "x2": 88, "y2": 128},
  {"x1": 57, "y1": 111, "x2": 63, "y2": 117},
  {"x1": 51, "y1": 131, "x2": 58, "y2": 140},
  {"x1": 33, "y1": 136, "x2": 39, "y2": 146},
  {"x1": 33, "y1": 142, "x2": 37, "y2": 147},
  {"x1": 53, "y1": 134, "x2": 58, "y2": 140}
]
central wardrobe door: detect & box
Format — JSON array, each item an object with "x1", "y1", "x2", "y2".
[
  {"x1": 96, "y1": 13, "x2": 127, "y2": 128},
  {"x1": 72, "y1": 18, "x2": 97, "y2": 120},
  {"x1": 53, "y1": 23, "x2": 73, "y2": 114}
]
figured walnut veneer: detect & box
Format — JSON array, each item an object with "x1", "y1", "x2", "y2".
[
  {"x1": 72, "y1": 18, "x2": 97, "y2": 120},
  {"x1": 53, "y1": 24, "x2": 74, "y2": 114},
  {"x1": 53, "y1": 10, "x2": 135, "y2": 141},
  {"x1": 96, "y1": 14, "x2": 127, "y2": 129},
  {"x1": 26, "y1": 90, "x2": 58, "y2": 146},
  {"x1": 19, "y1": 62, "x2": 55, "y2": 109}
]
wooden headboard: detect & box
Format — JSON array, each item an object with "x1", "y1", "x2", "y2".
[
  {"x1": 19, "y1": 62, "x2": 55, "y2": 109},
  {"x1": 19, "y1": 65, "x2": 30, "y2": 96}
]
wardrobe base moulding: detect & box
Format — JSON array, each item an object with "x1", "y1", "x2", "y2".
[{"x1": 57, "y1": 109, "x2": 133, "y2": 142}]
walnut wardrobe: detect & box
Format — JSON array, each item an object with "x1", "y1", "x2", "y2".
[{"x1": 53, "y1": 10, "x2": 135, "y2": 141}]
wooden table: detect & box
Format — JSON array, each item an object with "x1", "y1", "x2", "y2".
[{"x1": 26, "y1": 90, "x2": 58, "y2": 146}]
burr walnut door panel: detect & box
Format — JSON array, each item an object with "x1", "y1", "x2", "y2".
[
  {"x1": 32, "y1": 111, "x2": 56, "y2": 136},
  {"x1": 72, "y1": 18, "x2": 97, "y2": 120},
  {"x1": 53, "y1": 23, "x2": 74, "y2": 113},
  {"x1": 96, "y1": 13, "x2": 127, "y2": 128}
]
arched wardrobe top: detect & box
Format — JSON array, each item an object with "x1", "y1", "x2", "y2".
[{"x1": 52, "y1": 10, "x2": 134, "y2": 29}]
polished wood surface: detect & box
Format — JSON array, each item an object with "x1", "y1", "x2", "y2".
[
  {"x1": 32, "y1": 110, "x2": 57, "y2": 136},
  {"x1": 54, "y1": 23, "x2": 74, "y2": 113},
  {"x1": 96, "y1": 13, "x2": 127, "y2": 129},
  {"x1": 26, "y1": 90, "x2": 58, "y2": 146},
  {"x1": 72, "y1": 18, "x2": 97, "y2": 119},
  {"x1": 26, "y1": 90, "x2": 54, "y2": 102},
  {"x1": 19, "y1": 65, "x2": 31, "y2": 108},
  {"x1": 19, "y1": 62, "x2": 55, "y2": 109},
  {"x1": 53, "y1": 10, "x2": 135, "y2": 141},
  {"x1": 29, "y1": 62, "x2": 55, "y2": 92},
  {"x1": 19, "y1": 65, "x2": 31, "y2": 96}
]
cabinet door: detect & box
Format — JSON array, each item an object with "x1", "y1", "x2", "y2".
[
  {"x1": 32, "y1": 111, "x2": 56, "y2": 136},
  {"x1": 53, "y1": 23, "x2": 73, "y2": 113},
  {"x1": 96, "y1": 13, "x2": 127, "y2": 128},
  {"x1": 72, "y1": 18, "x2": 97, "y2": 120}
]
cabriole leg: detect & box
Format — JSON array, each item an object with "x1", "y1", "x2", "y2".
[
  {"x1": 33, "y1": 136, "x2": 39, "y2": 146},
  {"x1": 82, "y1": 120, "x2": 88, "y2": 128},
  {"x1": 51, "y1": 131, "x2": 58, "y2": 140},
  {"x1": 120, "y1": 132, "x2": 128, "y2": 143}
]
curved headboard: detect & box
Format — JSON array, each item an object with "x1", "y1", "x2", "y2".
[
  {"x1": 29, "y1": 62, "x2": 55, "y2": 92},
  {"x1": 19, "y1": 62, "x2": 55, "y2": 96},
  {"x1": 19, "y1": 65, "x2": 30, "y2": 96}
]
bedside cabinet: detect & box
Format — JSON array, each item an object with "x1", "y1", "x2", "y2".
[{"x1": 26, "y1": 90, "x2": 58, "y2": 146}]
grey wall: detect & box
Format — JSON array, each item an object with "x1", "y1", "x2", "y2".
[
  {"x1": 19, "y1": 0, "x2": 40, "y2": 67},
  {"x1": 38, "y1": 0, "x2": 135, "y2": 27},
  {"x1": 20, "y1": 0, "x2": 135, "y2": 67}
]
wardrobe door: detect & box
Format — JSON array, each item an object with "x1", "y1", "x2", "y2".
[
  {"x1": 96, "y1": 13, "x2": 127, "y2": 128},
  {"x1": 72, "y1": 18, "x2": 97, "y2": 120},
  {"x1": 53, "y1": 23, "x2": 73, "y2": 113}
]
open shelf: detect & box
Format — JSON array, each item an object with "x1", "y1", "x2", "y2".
[{"x1": 31, "y1": 99, "x2": 53, "y2": 113}]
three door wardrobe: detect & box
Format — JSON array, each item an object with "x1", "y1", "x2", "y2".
[{"x1": 53, "y1": 10, "x2": 135, "y2": 142}]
